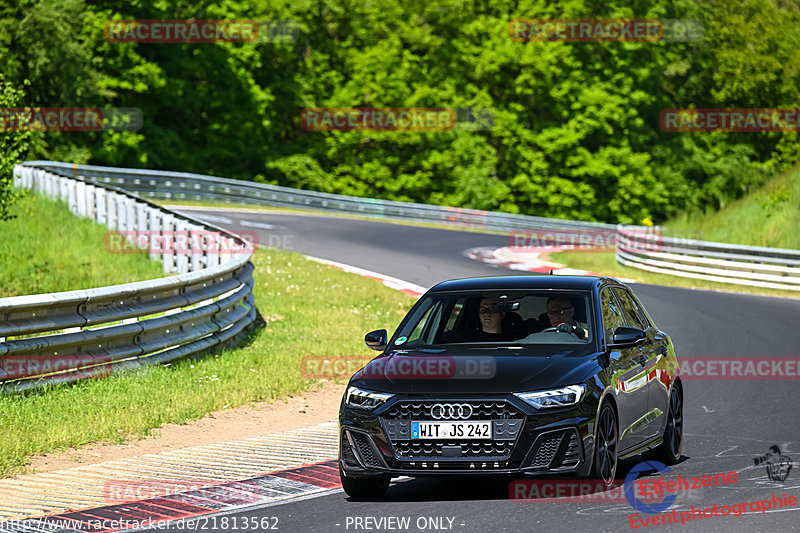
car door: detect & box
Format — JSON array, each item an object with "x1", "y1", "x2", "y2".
[
  {"x1": 612, "y1": 287, "x2": 667, "y2": 441},
  {"x1": 600, "y1": 287, "x2": 652, "y2": 452}
]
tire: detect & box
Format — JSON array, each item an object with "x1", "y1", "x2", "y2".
[
  {"x1": 339, "y1": 464, "x2": 390, "y2": 499},
  {"x1": 590, "y1": 402, "x2": 619, "y2": 487},
  {"x1": 652, "y1": 385, "x2": 683, "y2": 465}
]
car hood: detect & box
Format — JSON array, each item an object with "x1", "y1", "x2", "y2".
[{"x1": 350, "y1": 345, "x2": 602, "y2": 394}]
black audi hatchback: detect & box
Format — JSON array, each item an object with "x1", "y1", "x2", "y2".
[{"x1": 338, "y1": 275, "x2": 682, "y2": 498}]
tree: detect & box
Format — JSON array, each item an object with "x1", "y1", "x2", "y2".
[{"x1": 0, "y1": 77, "x2": 31, "y2": 221}]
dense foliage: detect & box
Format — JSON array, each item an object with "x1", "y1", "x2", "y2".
[
  {"x1": 0, "y1": 76, "x2": 30, "y2": 221},
  {"x1": 1, "y1": 0, "x2": 799, "y2": 223}
]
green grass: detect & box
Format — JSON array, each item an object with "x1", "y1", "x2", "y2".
[
  {"x1": 663, "y1": 164, "x2": 800, "y2": 249},
  {"x1": 551, "y1": 251, "x2": 800, "y2": 298},
  {"x1": 0, "y1": 193, "x2": 165, "y2": 297},
  {"x1": 0, "y1": 245, "x2": 415, "y2": 478}
]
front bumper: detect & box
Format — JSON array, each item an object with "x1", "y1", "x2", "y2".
[{"x1": 339, "y1": 395, "x2": 598, "y2": 478}]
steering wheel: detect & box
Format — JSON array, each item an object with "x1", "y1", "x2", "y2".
[{"x1": 540, "y1": 324, "x2": 584, "y2": 337}]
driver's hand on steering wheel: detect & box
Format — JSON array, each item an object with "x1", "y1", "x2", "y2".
[{"x1": 556, "y1": 322, "x2": 586, "y2": 339}]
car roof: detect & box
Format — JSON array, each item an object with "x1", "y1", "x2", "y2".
[{"x1": 428, "y1": 275, "x2": 620, "y2": 293}]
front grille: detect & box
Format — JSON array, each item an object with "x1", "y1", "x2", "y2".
[
  {"x1": 393, "y1": 440, "x2": 513, "y2": 458},
  {"x1": 380, "y1": 400, "x2": 524, "y2": 461},
  {"x1": 383, "y1": 401, "x2": 521, "y2": 421},
  {"x1": 349, "y1": 431, "x2": 383, "y2": 468}
]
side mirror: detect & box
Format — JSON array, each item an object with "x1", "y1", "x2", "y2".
[
  {"x1": 607, "y1": 326, "x2": 646, "y2": 349},
  {"x1": 365, "y1": 329, "x2": 388, "y2": 351}
]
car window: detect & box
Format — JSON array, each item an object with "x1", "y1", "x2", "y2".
[
  {"x1": 443, "y1": 298, "x2": 467, "y2": 333},
  {"x1": 407, "y1": 302, "x2": 440, "y2": 345},
  {"x1": 600, "y1": 289, "x2": 626, "y2": 341},
  {"x1": 612, "y1": 287, "x2": 647, "y2": 330},
  {"x1": 393, "y1": 291, "x2": 594, "y2": 346}
]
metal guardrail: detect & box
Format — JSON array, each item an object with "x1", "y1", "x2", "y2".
[
  {"x1": 24, "y1": 161, "x2": 616, "y2": 233},
  {"x1": 0, "y1": 164, "x2": 258, "y2": 393},
  {"x1": 617, "y1": 226, "x2": 800, "y2": 291}
]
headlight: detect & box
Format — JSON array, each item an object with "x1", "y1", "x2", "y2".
[
  {"x1": 344, "y1": 386, "x2": 394, "y2": 410},
  {"x1": 514, "y1": 384, "x2": 586, "y2": 409}
]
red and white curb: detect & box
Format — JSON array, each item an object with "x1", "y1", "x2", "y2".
[
  {"x1": 306, "y1": 256, "x2": 426, "y2": 297},
  {"x1": 0, "y1": 421, "x2": 339, "y2": 524},
  {"x1": 466, "y1": 246, "x2": 635, "y2": 282},
  {"x1": 0, "y1": 460, "x2": 342, "y2": 533}
]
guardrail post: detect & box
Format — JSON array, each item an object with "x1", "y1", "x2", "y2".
[
  {"x1": 67, "y1": 180, "x2": 77, "y2": 215},
  {"x1": 41, "y1": 170, "x2": 49, "y2": 197},
  {"x1": 106, "y1": 191, "x2": 117, "y2": 230},
  {"x1": 219, "y1": 233, "x2": 233, "y2": 265},
  {"x1": 76, "y1": 181, "x2": 87, "y2": 217},
  {"x1": 148, "y1": 207, "x2": 161, "y2": 261},
  {"x1": 33, "y1": 169, "x2": 43, "y2": 194},
  {"x1": 189, "y1": 224, "x2": 203, "y2": 272},
  {"x1": 13, "y1": 166, "x2": 22, "y2": 188},
  {"x1": 116, "y1": 194, "x2": 127, "y2": 231},
  {"x1": 58, "y1": 176, "x2": 68, "y2": 201},
  {"x1": 136, "y1": 202, "x2": 147, "y2": 232},
  {"x1": 85, "y1": 184, "x2": 96, "y2": 220},
  {"x1": 175, "y1": 219, "x2": 189, "y2": 274},
  {"x1": 125, "y1": 197, "x2": 136, "y2": 232},
  {"x1": 116, "y1": 195, "x2": 126, "y2": 231},
  {"x1": 43, "y1": 171, "x2": 53, "y2": 198},
  {"x1": 205, "y1": 231, "x2": 220, "y2": 268},
  {"x1": 51, "y1": 172, "x2": 59, "y2": 199},
  {"x1": 161, "y1": 213, "x2": 176, "y2": 273},
  {"x1": 96, "y1": 187, "x2": 106, "y2": 224},
  {"x1": 51, "y1": 173, "x2": 59, "y2": 200}
]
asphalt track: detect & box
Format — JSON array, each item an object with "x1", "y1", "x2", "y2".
[{"x1": 160, "y1": 208, "x2": 800, "y2": 533}]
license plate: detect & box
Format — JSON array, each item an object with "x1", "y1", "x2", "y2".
[{"x1": 411, "y1": 421, "x2": 492, "y2": 439}]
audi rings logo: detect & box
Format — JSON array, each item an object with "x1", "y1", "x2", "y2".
[{"x1": 430, "y1": 403, "x2": 474, "y2": 420}]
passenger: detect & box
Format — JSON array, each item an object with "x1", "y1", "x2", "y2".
[
  {"x1": 546, "y1": 297, "x2": 588, "y2": 339},
  {"x1": 475, "y1": 297, "x2": 509, "y2": 341}
]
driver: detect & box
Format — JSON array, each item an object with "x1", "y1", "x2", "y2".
[{"x1": 546, "y1": 297, "x2": 587, "y2": 339}]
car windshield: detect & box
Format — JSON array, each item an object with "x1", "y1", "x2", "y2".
[{"x1": 393, "y1": 290, "x2": 594, "y2": 348}]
